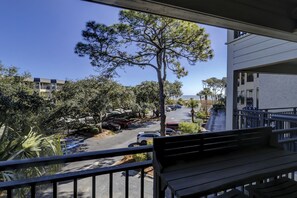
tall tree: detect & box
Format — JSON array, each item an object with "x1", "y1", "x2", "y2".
[
  {"x1": 187, "y1": 98, "x2": 199, "y2": 123},
  {"x1": 54, "y1": 76, "x2": 134, "y2": 132},
  {"x1": 197, "y1": 88, "x2": 212, "y2": 113},
  {"x1": 202, "y1": 77, "x2": 226, "y2": 102},
  {"x1": 75, "y1": 10, "x2": 213, "y2": 135},
  {"x1": 166, "y1": 81, "x2": 183, "y2": 99}
]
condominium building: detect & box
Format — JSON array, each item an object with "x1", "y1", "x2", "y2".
[
  {"x1": 226, "y1": 31, "x2": 297, "y2": 129},
  {"x1": 24, "y1": 77, "x2": 66, "y2": 99}
]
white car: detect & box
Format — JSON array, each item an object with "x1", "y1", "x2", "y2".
[
  {"x1": 165, "y1": 128, "x2": 181, "y2": 136},
  {"x1": 137, "y1": 132, "x2": 160, "y2": 145}
]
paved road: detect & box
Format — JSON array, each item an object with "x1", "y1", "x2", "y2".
[{"x1": 40, "y1": 107, "x2": 192, "y2": 198}]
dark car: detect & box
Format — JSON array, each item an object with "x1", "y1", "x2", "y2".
[
  {"x1": 102, "y1": 122, "x2": 121, "y2": 131},
  {"x1": 110, "y1": 118, "x2": 132, "y2": 129},
  {"x1": 168, "y1": 105, "x2": 177, "y2": 111},
  {"x1": 166, "y1": 122, "x2": 179, "y2": 130},
  {"x1": 175, "y1": 104, "x2": 182, "y2": 109}
]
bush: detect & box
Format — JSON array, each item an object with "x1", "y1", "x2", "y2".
[
  {"x1": 178, "y1": 122, "x2": 199, "y2": 134},
  {"x1": 177, "y1": 98, "x2": 185, "y2": 106},
  {"x1": 196, "y1": 111, "x2": 208, "y2": 120},
  {"x1": 132, "y1": 153, "x2": 148, "y2": 162},
  {"x1": 166, "y1": 98, "x2": 175, "y2": 105},
  {"x1": 90, "y1": 127, "x2": 99, "y2": 134},
  {"x1": 146, "y1": 139, "x2": 153, "y2": 145}
]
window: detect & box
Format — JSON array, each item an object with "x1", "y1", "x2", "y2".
[
  {"x1": 247, "y1": 73, "x2": 254, "y2": 82},
  {"x1": 240, "y1": 90, "x2": 245, "y2": 105},
  {"x1": 246, "y1": 89, "x2": 253, "y2": 98},
  {"x1": 256, "y1": 88, "x2": 259, "y2": 109},
  {"x1": 241, "y1": 73, "x2": 245, "y2": 85},
  {"x1": 234, "y1": 31, "x2": 247, "y2": 39},
  {"x1": 246, "y1": 89, "x2": 253, "y2": 107}
]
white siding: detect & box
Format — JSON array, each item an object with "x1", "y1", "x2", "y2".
[
  {"x1": 259, "y1": 74, "x2": 297, "y2": 109},
  {"x1": 230, "y1": 35, "x2": 297, "y2": 70},
  {"x1": 226, "y1": 30, "x2": 297, "y2": 129}
]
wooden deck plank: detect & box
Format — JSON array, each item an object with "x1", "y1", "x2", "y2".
[
  {"x1": 163, "y1": 147, "x2": 280, "y2": 173},
  {"x1": 170, "y1": 153, "x2": 297, "y2": 191},
  {"x1": 174, "y1": 156, "x2": 297, "y2": 197},
  {"x1": 163, "y1": 149, "x2": 294, "y2": 181}
]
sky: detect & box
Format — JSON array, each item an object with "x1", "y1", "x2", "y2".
[{"x1": 0, "y1": 0, "x2": 227, "y2": 95}]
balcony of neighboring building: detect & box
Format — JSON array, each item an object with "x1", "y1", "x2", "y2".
[{"x1": 227, "y1": 30, "x2": 297, "y2": 73}]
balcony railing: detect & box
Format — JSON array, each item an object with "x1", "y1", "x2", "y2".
[
  {"x1": 3, "y1": 118, "x2": 297, "y2": 198},
  {"x1": 0, "y1": 146, "x2": 152, "y2": 198},
  {"x1": 235, "y1": 107, "x2": 297, "y2": 129}
]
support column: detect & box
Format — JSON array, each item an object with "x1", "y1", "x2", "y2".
[{"x1": 226, "y1": 30, "x2": 239, "y2": 130}]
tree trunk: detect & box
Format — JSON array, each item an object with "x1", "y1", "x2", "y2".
[
  {"x1": 191, "y1": 108, "x2": 195, "y2": 123},
  {"x1": 98, "y1": 113, "x2": 103, "y2": 133},
  {"x1": 205, "y1": 96, "x2": 208, "y2": 113},
  {"x1": 157, "y1": 71, "x2": 166, "y2": 136}
]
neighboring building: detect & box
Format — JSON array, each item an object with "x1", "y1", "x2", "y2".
[
  {"x1": 236, "y1": 72, "x2": 259, "y2": 110},
  {"x1": 24, "y1": 77, "x2": 66, "y2": 99},
  {"x1": 226, "y1": 31, "x2": 297, "y2": 129}
]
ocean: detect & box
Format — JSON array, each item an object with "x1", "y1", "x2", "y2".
[{"x1": 180, "y1": 95, "x2": 200, "y2": 100}]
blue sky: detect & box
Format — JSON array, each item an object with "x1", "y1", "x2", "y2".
[{"x1": 0, "y1": 0, "x2": 227, "y2": 95}]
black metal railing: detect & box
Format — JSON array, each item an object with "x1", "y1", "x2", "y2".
[
  {"x1": 0, "y1": 146, "x2": 153, "y2": 198},
  {"x1": 235, "y1": 107, "x2": 297, "y2": 152},
  {"x1": 273, "y1": 128, "x2": 297, "y2": 152},
  {"x1": 234, "y1": 107, "x2": 297, "y2": 130}
]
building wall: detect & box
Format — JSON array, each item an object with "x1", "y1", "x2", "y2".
[
  {"x1": 24, "y1": 77, "x2": 65, "y2": 99},
  {"x1": 259, "y1": 74, "x2": 297, "y2": 109},
  {"x1": 236, "y1": 73, "x2": 259, "y2": 110},
  {"x1": 226, "y1": 30, "x2": 297, "y2": 129},
  {"x1": 231, "y1": 34, "x2": 297, "y2": 71}
]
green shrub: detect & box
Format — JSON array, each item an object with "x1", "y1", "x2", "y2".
[
  {"x1": 166, "y1": 98, "x2": 175, "y2": 105},
  {"x1": 90, "y1": 127, "x2": 99, "y2": 134},
  {"x1": 132, "y1": 153, "x2": 148, "y2": 162},
  {"x1": 178, "y1": 122, "x2": 199, "y2": 134},
  {"x1": 196, "y1": 111, "x2": 208, "y2": 120},
  {"x1": 146, "y1": 139, "x2": 153, "y2": 145},
  {"x1": 177, "y1": 98, "x2": 185, "y2": 106}
]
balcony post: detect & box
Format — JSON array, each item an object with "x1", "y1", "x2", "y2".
[
  {"x1": 153, "y1": 171, "x2": 165, "y2": 198},
  {"x1": 232, "y1": 71, "x2": 239, "y2": 129}
]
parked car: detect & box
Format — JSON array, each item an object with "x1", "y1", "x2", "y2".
[
  {"x1": 156, "y1": 128, "x2": 181, "y2": 136},
  {"x1": 137, "y1": 132, "x2": 160, "y2": 145},
  {"x1": 107, "y1": 118, "x2": 131, "y2": 129},
  {"x1": 166, "y1": 122, "x2": 179, "y2": 130},
  {"x1": 168, "y1": 105, "x2": 177, "y2": 111},
  {"x1": 102, "y1": 122, "x2": 121, "y2": 131},
  {"x1": 166, "y1": 106, "x2": 172, "y2": 112},
  {"x1": 175, "y1": 104, "x2": 182, "y2": 109},
  {"x1": 165, "y1": 128, "x2": 181, "y2": 136}
]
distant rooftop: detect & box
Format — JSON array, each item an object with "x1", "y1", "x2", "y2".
[{"x1": 24, "y1": 77, "x2": 66, "y2": 84}]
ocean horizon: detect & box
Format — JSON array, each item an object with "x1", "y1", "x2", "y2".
[{"x1": 180, "y1": 95, "x2": 200, "y2": 100}]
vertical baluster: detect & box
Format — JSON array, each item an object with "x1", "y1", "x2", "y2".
[
  {"x1": 31, "y1": 184, "x2": 36, "y2": 198},
  {"x1": 109, "y1": 173, "x2": 113, "y2": 198},
  {"x1": 125, "y1": 170, "x2": 129, "y2": 198},
  {"x1": 7, "y1": 189, "x2": 12, "y2": 198},
  {"x1": 92, "y1": 176, "x2": 96, "y2": 198},
  {"x1": 74, "y1": 178, "x2": 78, "y2": 198},
  {"x1": 53, "y1": 182, "x2": 58, "y2": 198},
  {"x1": 140, "y1": 168, "x2": 144, "y2": 198}
]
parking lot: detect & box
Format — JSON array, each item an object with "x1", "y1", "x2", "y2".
[{"x1": 40, "y1": 107, "x2": 193, "y2": 198}]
